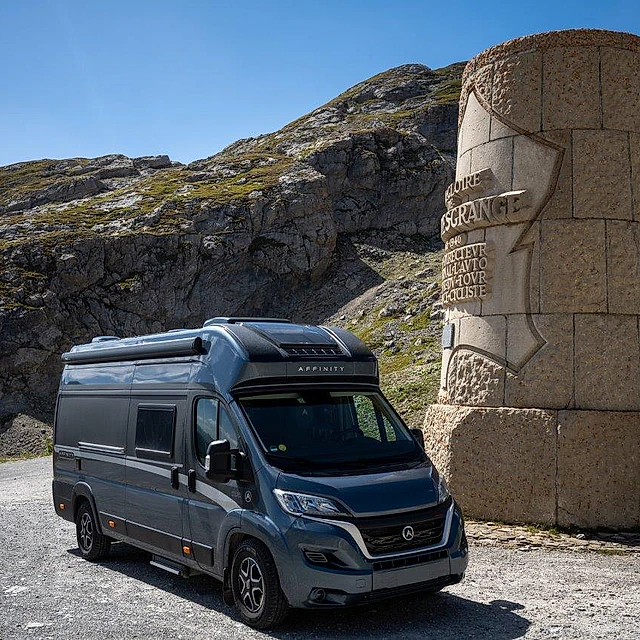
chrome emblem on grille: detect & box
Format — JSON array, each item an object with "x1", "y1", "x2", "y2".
[{"x1": 402, "y1": 526, "x2": 414, "y2": 541}]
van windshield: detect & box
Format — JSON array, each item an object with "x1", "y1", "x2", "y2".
[{"x1": 238, "y1": 390, "x2": 423, "y2": 475}]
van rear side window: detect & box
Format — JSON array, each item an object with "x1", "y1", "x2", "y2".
[{"x1": 135, "y1": 405, "x2": 176, "y2": 459}]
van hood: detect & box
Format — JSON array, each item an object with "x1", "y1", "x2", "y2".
[{"x1": 275, "y1": 462, "x2": 438, "y2": 516}]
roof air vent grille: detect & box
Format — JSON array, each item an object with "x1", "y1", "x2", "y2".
[{"x1": 283, "y1": 345, "x2": 344, "y2": 358}]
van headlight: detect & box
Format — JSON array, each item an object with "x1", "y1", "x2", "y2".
[
  {"x1": 437, "y1": 475, "x2": 450, "y2": 503},
  {"x1": 273, "y1": 489, "x2": 347, "y2": 517}
]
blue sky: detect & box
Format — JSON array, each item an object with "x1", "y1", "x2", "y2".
[{"x1": 1, "y1": 1, "x2": 638, "y2": 166}]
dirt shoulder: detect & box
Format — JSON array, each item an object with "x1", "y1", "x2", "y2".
[{"x1": 467, "y1": 520, "x2": 640, "y2": 556}]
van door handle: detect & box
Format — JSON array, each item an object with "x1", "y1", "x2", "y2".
[
  {"x1": 171, "y1": 466, "x2": 180, "y2": 490},
  {"x1": 188, "y1": 469, "x2": 196, "y2": 493}
]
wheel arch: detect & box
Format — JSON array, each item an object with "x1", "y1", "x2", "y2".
[
  {"x1": 223, "y1": 513, "x2": 295, "y2": 598},
  {"x1": 71, "y1": 483, "x2": 103, "y2": 534}
]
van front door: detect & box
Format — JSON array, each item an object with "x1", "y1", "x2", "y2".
[{"x1": 186, "y1": 397, "x2": 244, "y2": 570}]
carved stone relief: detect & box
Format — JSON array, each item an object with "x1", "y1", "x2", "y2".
[{"x1": 441, "y1": 90, "x2": 563, "y2": 385}]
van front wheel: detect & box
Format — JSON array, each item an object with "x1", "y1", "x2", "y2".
[
  {"x1": 231, "y1": 539, "x2": 288, "y2": 629},
  {"x1": 76, "y1": 501, "x2": 111, "y2": 561}
]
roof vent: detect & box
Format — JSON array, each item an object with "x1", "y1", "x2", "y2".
[
  {"x1": 283, "y1": 345, "x2": 344, "y2": 357},
  {"x1": 203, "y1": 317, "x2": 291, "y2": 327},
  {"x1": 91, "y1": 336, "x2": 120, "y2": 343}
]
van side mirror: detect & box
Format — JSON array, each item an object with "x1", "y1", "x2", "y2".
[
  {"x1": 205, "y1": 439, "x2": 232, "y2": 481},
  {"x1": 410, "y1": 428, "x2": 425, "y2": 450}
]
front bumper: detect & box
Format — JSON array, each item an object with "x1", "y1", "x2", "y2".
[{"x1": 277, "y1": 500, "x2": 468, "y2": 608}]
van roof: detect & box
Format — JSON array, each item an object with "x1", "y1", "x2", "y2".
[{"x1": 62, "y1": 317, "x2": 375, "y2": 367}]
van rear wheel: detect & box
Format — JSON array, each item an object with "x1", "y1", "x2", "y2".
[
  {"x1": 231, "y1": 539, "x2": 288, "y2": 629},
  {"x1": 76, "y1": 501, "x2": 111, "y2": 561}
]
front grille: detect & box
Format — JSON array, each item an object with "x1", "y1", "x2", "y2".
[
  {"x1": 372, "y1": 550, "x2": 448, "y2": 572},
  {"x1": 364, "y1": 575, "x2": 456, "y2": 602},
  {"x1": 282, "y1": 345, "x2": 344, "y2": 357},
  {"x1": 356, "y1": 498, "x2": 450, "y2": 555}
]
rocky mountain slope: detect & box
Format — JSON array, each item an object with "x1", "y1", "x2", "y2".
[{"x1": 0, "y1": 62, "x2": 464, "y2": 449}]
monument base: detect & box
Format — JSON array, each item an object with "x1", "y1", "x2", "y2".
[{"x1": 423, "y1": 405, "x2": 640, "y2": 529}]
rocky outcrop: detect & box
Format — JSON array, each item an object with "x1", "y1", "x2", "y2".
[
  {"x1": 303, "y1": 128, "x2": 450, "y2": 238},
  {"x1": 0, "y1": 62, "x2": 463, "y2": 421},
  {"x1": 0, "y1": 414, "x2": 52, "y2": 458}
]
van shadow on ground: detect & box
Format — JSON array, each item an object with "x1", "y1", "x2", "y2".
[{"x1": 69, "y1": 543, "x2": 530, "y2": 639}]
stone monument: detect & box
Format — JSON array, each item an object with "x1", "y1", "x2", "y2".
[{"x1": 423, "y1": 29, "x2": 640, "y2": 529}]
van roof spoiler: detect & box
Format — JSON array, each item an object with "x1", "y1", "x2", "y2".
[{"x1": 203, "y1": 317, "x2": 291, "y2": 327}]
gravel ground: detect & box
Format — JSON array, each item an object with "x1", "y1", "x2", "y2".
[{"x1": 1, "y1": 458, "x2": 639, "y2": 640}]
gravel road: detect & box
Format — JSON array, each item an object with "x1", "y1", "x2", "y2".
[{"x1": 1, "y1": 457, "x2": 638, "y2": 639}]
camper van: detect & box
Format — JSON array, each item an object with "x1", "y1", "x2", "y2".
[{"x1": 52, "y1": 318, "x2": 468, "y2": 629}]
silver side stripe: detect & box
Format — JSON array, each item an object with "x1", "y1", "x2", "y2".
[
  {"x1": 305, "y1": 501, "x2": 456, "y2": 561},
  {"x1": 192, "y1": 480, "x2": 240, "y2": 512},
  {"x1": 126, "y1": 458, "x2": 171, "y2": 478},
  {"x1": 54, "y1": 445, "x2": 240, "y2": 511}
]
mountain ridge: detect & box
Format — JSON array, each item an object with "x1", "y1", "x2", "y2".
[{"x1": 0, "y1": 61, "x2": 464, "y2": 444}]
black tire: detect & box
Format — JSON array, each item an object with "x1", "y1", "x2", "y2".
[
  {"x1": 231, "y1": 539, "x2": 288, "y2": 629},
  {"x1": 75, "y1": 501, "x2": 111, "y2": 561}
]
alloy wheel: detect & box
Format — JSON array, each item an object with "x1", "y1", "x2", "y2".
[
  {"x1": 79, "y1": 512, "x2": 93, "y2": 552},
  {"x1": 238, "y1": 557, "x2": 264, "y2": 613}
]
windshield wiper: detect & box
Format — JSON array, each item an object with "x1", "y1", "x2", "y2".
[
  {"x1": 338, "y1": 451, "x2": 422, "y2": 469},
  {"x1": 266, "y1": 453, "x2": 321, "y2": 469},
  {"x1": 266, "y1": 453, "x2": 343, "y2": 476}
]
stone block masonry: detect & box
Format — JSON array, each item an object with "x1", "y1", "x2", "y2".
[
  {"x1": 423, "y1": 29, "x2": 640, "y2": 528},
  {"x1": 424, "y1": 405, "x2": 640, "y2": 529}
]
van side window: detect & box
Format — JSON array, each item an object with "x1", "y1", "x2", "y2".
[
  {"x1": 195, "y1": 398, "x2": 218, "y2": 464},
  {"x1": 135, "y1": 406, "x2": 176, "y2": 458},
  {"x1": 353, "y1": 395, "x2": 397, "y2": 442},
  {"x1": 219, "y1": 405, "x2": 238, "y2": 450}
]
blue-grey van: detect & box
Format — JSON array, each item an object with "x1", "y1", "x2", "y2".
[{"x1": 52, "y1": 318, "x2": 468, "y2": 629}]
